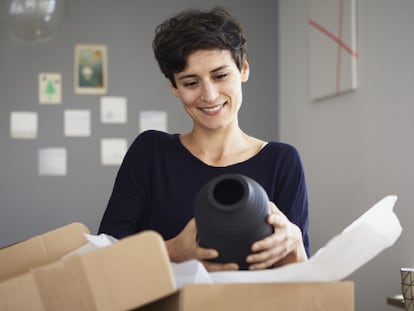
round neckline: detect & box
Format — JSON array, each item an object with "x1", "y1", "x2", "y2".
[{"x1": 173, "y1": 133, "x2": 269, "y2": 169}]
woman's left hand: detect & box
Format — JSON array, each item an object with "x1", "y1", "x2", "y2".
[{"x1": 246, "y1": 202, "x2": 308, "y2": 270}]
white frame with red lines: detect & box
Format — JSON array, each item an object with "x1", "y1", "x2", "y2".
[{"x1": 308, "y1": 0, "x2": 358, "y2": 101}]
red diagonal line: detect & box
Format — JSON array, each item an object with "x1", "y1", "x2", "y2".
[
  {"x1": 308, "y1": 19, "x2": 357, "y2": 58},
  {"x1": 336, "y1": 0, "x2": 344, "y2": 93}
]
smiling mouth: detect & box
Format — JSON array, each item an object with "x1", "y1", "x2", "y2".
[{"x1": 199, "y1": 102, "x2": 227, "y2": 113}]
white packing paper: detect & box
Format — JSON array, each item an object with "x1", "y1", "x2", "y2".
[
  {"x1": 208, "y1": 195, "x2": 402, "y2": 283},
  {"x1": 171, "y1": 195, "x2": 401, "y2": 287},
  {"x1": 65, "y1": 195, "x2": 402, "y2": 288},
  {"x1": 171, "y1": 260, "x2": 213, "y2": 288},
  {"x1": 63, "y1": 233, "x2": 118, "y2": 258}
]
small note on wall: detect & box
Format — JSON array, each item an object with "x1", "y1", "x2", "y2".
[
  {"x1": 38, "y1": 148, "x2": 67, "y2": 176},
  {"x1": 101, "y1": 138, "x2": 128, "y2": 166},
  {"x1": 100, "y1": 96, "x2": 127, "y2": 124},
  {"x1": 39, "y1": 72, "x2": 62, "y2": 104},
  {"x1": 139, "y1": 110, "x2": 168, "y2": 133},
  {"x1": 64, "y1": 110, "x2": 91, "y2": 137},
  {"x1": 10, "y1": 111, "x2": 38, "y2": 139}
]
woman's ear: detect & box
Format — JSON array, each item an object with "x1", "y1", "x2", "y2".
[
  {"x1": 241, "y1": 58, "x2": 250, "y2": 82},
  {"x1": 169, "y1": 82, "x2": 180, "y2": 98}
]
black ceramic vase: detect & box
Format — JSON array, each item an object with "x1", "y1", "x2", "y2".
[{"x1": 194, "y1": 174, "x2": 273, "y2": 270}]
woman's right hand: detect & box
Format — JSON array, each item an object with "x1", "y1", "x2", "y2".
[{"x1": 165, "y1": 218, "x2": 238, "y2": 272}]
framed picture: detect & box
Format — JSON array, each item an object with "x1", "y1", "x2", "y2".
[
  {"x1": 308, "y1": 0, "x2": 358, "y2": 101},
  {"x1": 74, "y1": 44, "x2": 108, "y2": 94}
]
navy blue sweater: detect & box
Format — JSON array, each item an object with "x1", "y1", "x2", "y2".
[{"x1": 99, "y1": 130, "x2": 310, "y2": 256}]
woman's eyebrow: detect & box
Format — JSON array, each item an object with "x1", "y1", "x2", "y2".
[
  {"x1": 210, "y1": 65, "x2": 230, "y2": 73},
  {"x1": 177, "y1": 65, "x2": 230, "y2": 81},
  {"x1": 177, "y1": 73, "x2": 197, "y2": 81}
]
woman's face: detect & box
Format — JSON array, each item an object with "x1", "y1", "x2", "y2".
[{"x1": 171, "y1": 49, "x2": 249, "y2": 132}]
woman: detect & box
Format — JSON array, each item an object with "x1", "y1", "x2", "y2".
[{"x1": 99, "y1": 7, "x2": 309, "y2": 271}]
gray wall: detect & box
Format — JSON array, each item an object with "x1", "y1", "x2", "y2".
[
  {"x1": 0, "y1": 1, "x2": 278, "y2": 244},
  {"x1": 279, "y1": 1, "x2": 414, "y2": 310},
  {"x1": 2, "y1": 1, "x2": 410, "y2": 310}
]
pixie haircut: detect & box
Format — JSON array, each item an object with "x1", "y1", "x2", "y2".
[{"x1": 152, "y1": 7, "x2": 248, "y2": 88}]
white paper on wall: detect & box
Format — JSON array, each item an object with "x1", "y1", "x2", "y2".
[
  {"x1": 139, "y1": 110, "x2": 167, "y2": 133},
  {"x1": 10, "y1": 111, "x2": 38, "y2": 139},
  {"x1": 101, "y1": 138, "x2": 128, "y2": 166},
  {"x1": 100, "y1": 96, "x2": 127, "y2": 124},
  {"x1": 38, "y1": 148, "x2": 67, "y2": 176},
  {"x1": 64, "y1": 110, "x2": 91, "y2": 137}
]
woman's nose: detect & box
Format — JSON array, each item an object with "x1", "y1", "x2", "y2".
[{"x1": 200, "y1": 82, "x2": 218, "y2": 102}]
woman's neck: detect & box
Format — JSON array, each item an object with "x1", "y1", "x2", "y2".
[{"x1": 180, "y1": 126, "x2": 264, "y2": 167}]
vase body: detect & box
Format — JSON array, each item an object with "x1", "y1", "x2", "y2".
[{"x1": 194, "y1": 174, "x2": 273, "y2": 270}]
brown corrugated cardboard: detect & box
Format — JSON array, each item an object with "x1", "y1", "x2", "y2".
[
  {"x1": 34, "y1": 230, "x2": 176, "y2": 311},
  {"x1": 0, "y1": 222, "x2": 89, "y2": 282},
  {"x1": 140, "y1": 282, "x2": 354, "y2": 311},
  {"x1": 0, "y1": 230, "x2": 177, "y2": 311},
  {"x1": 0, "y1": 273, "x2": 44, "y2": 311},
  {"x1": 0, "y1": 225, "x2": 354, "y2": 311}
]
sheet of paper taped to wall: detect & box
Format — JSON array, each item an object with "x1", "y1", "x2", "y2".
[{"x1": 172, "y1": 195, "x2": 402, "y2": 286}]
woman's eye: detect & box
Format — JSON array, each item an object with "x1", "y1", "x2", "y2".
[
  {"x1": 215, "y1": 73, "x2": 228, "y2": 80},
  {"x1": 183, "y1": 81, "x2": 198, "y2": 87}
]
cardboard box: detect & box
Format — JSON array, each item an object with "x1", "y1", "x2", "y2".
[
  {"x1": 0, "y1": 225, "x2": 354, "y2": 311},
  {"x1": 0, "y1": 230, "x2": 176, "y2": 311},
  {"x1": 0, "y1": 222, "x2": 89, "y2": 282},
  {"x1": 139, "y1": 281, "x2": 354, "y2": 311},
  {"x1": 0, "y1": 273, "x2": 44, "y2": 311}
]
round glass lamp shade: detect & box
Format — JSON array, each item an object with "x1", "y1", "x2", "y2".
[
  {"x1": 1, "y1": 0, "x2": 66, "y2": 43},
  {"x1": 194, "y1": 174, "x2": 273, "y2": 270}
]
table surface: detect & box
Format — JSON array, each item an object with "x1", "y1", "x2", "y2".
[{"x1": 387, "y1": 294, "x2": 405, "y2": 309}]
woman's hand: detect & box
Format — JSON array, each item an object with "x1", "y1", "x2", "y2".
[
  {"x1": 246, "y1": 202, "x2": 308, "y2": 270},
  {"x1": 165, "y1": 218, "x2": 239, "y2": 272}
]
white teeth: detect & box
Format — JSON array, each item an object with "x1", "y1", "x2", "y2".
[{"x1": 202, "y1": 104, "x2": 224, "y2": 112}]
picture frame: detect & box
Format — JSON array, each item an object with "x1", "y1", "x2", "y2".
[
  {"x1": 308, "y1": 0, "x2": 358, "y2": 101},
  {"x1": 74, "y1": 44, "x2": 108, "y2": 95}
]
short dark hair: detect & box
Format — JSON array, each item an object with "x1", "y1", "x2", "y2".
[{"x1": 152, "y1": 7, "x2": 248, "y2": 88}]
